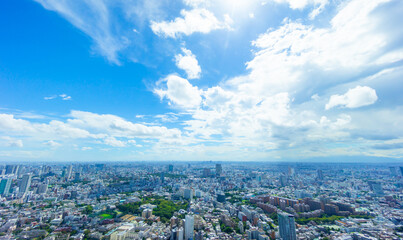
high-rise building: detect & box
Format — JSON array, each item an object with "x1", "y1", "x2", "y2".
[
  {"x1": 14, "y1": 165, "x2": 20, "y2": 175},
  {"x1": 66, "y1": 165, "x2": 73, "y2": 180},
  {"x1": 19, "y1": 174, "x2": 32, "y2": 196},
  {"x1": 161, "y1": 172, "x2": 165, "y2": 183},
  {"x1": 16, "y1": 165, "x2": 24, "y2": 177},
  {"x1": 0, "y1": 179, "x2": 12, "y2": 196},
  {"x1": 217, "y1": 192, "x2": 226, "y2": 203},
  {"x1": 185, "y1": 215, "x2": 194, "y2": 240},
  {"x1": 168, "y1": 164, "x2": 174, "y2": 172},
  {"x1": 280, "y1": 175, "x2": 288, "y2": 187},
  {"x1": 184, "y1": 188, "x2": 193, "y2": 201},
  {"x1": 5, "y1": 165, "x2": 15, "y2": 175},
  {"x1": 203, "y1": 168, "x2": 210, "y2": 177},
  {"x1": 288, "y1": 167, "x2": 295, "y2": 177},
  {"x1": 389, "y1": 167, "x2": 397, "y2": 176},
  {"x1": 400, "y1": 166, "x2": 403, "y2": 176},
  {"x1": 216, "y1": 164, "x2": 222, "y2": 176},
  {"x1": 74, "y1": 172, "x2": 81, "y2": 181},
  {"x1": 38, "y1": 183, "x2": 48, "y2": 194},
  {"x1": 317, "y1": 169, "x2": 324, "y2": 180},
  {"x1": 368, "y1": 181, "x2": 384, "y2": 196},
  {"x1": 278, "y1": 212, "x2": 297, "y2": 240}
]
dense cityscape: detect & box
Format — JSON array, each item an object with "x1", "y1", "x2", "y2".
[{"x1": 0, "y1": 162, "x2": 402, "y2": 240}]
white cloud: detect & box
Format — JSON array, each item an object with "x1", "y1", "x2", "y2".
[
  {"x1": 104, "y1": 137, "x2": 126, "y2": 147},
  {"x1": 44, "y1": 140, "x2": 61, "y2": 147},
  {"x1": 44, "y1": 94, "x2": 72, "y2": 101},
  {"x1": 68, "y1": 110, "x2": 181, "y2": 139},
  {"x1": 175, "y1": 48, "x2": 201, "y2": 79},
  {"x1": 7, "y1": 139, "x2": 23, "y2": 148},
  {"x1": 81, "y1": 147, "x2": 92, "y2": 151},
  {"x1": 326, "y1": 86, "x2": 378, "y2": 110},
  {"x1": 34, "y1": 0, "x2": 128, "y2": 64},
  {"x1": 183, "y1": 0, "x2": 209, "y2": 8},
  {"x1": 44, "y1": 96, "x2": 57, "y2": 100},
  {"x1": 155, "y1": 75, "x2": 202, "y2": 109},
  {"x1": 150, "y1": 8, "x2": 231, "y2": 38},
  {"x1": 59, "y1": 94, "x2": 72, "y2": 100}
]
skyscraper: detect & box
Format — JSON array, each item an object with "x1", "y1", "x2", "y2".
[
  {"x1": 389, "y1": 167, "x2": 397, "y2": 176},
  {"x1": 216, "y1": 164, "x2": 222, "y2": 176},
  {"x1": 317, "y1": 169, "x2": 324, "y2": 180},
  {"x1": 278, "y1": 212, "x2": 297, "y2": 240},
  {"x1": 280, "y1": 175, "x2": 288, "y2": 187},
  {"x1": 0, "y1": 179, "x2": 12, "y2": 196},
  {"x1": 168, "y1": 164, "x2": 174, "y2": 172},
  {"x1": 185, "y1": 215, "x2": 194, "y2": 240},
  {"x1": 5, "y1": 165, "x2": 15, "y2": 175},
  {"x1": 66, "y1": 165, "x2": 73, "y2": 180},
  {"x1": 19, "y1": 174, "x2": 32, "y2": 196}
]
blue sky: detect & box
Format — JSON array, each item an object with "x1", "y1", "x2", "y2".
[{"x1": 0, "y1": 0, "x2": 402, "y2": 162}]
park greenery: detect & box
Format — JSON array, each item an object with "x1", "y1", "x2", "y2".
[{"x1": 117, "y1": 196, "x2": 188, "y2": 223}]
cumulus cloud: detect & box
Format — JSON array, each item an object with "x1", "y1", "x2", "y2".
[
  {"x1": 104, "y1": 137, "x2": 126, "y2": 147},
  {"x1": 175, "y1": 48, "x2": 201, "y2": 79},
  {"x1": 0, "y1": 110, "x2": 182, "y2": 150},
  {"x1": 155, "y1": 75, "x2": 202, "y2": 109},
  {"x1": 326, "y1": 86, "x2": 378, "y2": 110},
  {"x1": 150, "y1": 8, "x2": 231, "y2": 38}
]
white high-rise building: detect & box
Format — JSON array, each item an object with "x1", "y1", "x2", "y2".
[
  {"x1": 19, "y1": 174, "x2": 32, "y2": 197},
  {"x1": 178, "y1": 227, "x2": 184, "y2": 240},
  {"x1": 185, "y1": 215, "x2": 194, "y2": 240},
  {"x1": 66, "y1": 165, "x2": 73, "y2": 180},
  {"x1": 184, "y1": 188, "x2": 193, "y2": 201},
  {"x1": 278, "y1": 212, "x2": 297, "y2": 240}
]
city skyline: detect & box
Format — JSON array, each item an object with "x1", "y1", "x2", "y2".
[{"x1": 1, "y1": 0, "x2": 403, "y2": 162}]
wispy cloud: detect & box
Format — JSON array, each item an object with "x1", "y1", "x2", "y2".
[
  {"x1": 44, "y1": 94, "x2": 72, "y2": 101},
  {"x1": 34, "y1": 0, "x2": 128, "y2": 64}
]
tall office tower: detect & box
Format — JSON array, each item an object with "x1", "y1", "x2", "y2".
[
  {"x1": 5, "y1": 165, "x2": 15, "y2": 175},
  {"x1": 38, "y1": 183, "x2": 48, "y2": 194},
  {"x1": 288, "y1": 167, "x2": 295, "y2": 177},
  {"x1": 317, "y1": 169, "x2": 324, "y2": 180},
  {"x1": 0, "y1": 179, "x2": 12, "y2": 196},
  {"x1": 178, "y1": 227, "x2": 184, "y2": 240},
  {"x1": 203, "y1": 168, "x2": 210, "y2": 177},
  {"x1": 74, "y1": 172, "x2": 81, "y2": 182},
  {"x1": 19, "y1": 174, "x2": 32, "y2": 196},
  {"x1": 160, "y1": 172, "x2": 165, "y2": 183},
  {"x1": 66, "y1": 165, "x2": 73, "y2": 180},
  {"x1": 400, "y1": 166, "x2": 403, "y2": 176},
  {"x1": 389, "y1": 167, "x2": 397, "y2": 176},
  {"x1": 368, "y1": 181, "x2": 384, "y2": 196},
  {"x1": 185, "y1": 215, "x2": 194, "y2": 240},
  {"x1": 168, "y1": 164, "x2": 174, "y2": 172},
  {"x1": 14, "y1": 165, "x2": 20, "y2": 175},
  {"x1": 216, "y1": 164, "x2": 222, "y2": 176},
  {"x1": 16, "y1": 165, "x2": 24, "y2": 178},
  {"x1": 280, "y1": 175, "x2": 288, "y2": 187},
  {"x1": 278, "y1": 212, "x2": 297, "y2": 240},
  {"x1": 184, "y1": 188, "x2": 193, "y2": 201}
]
